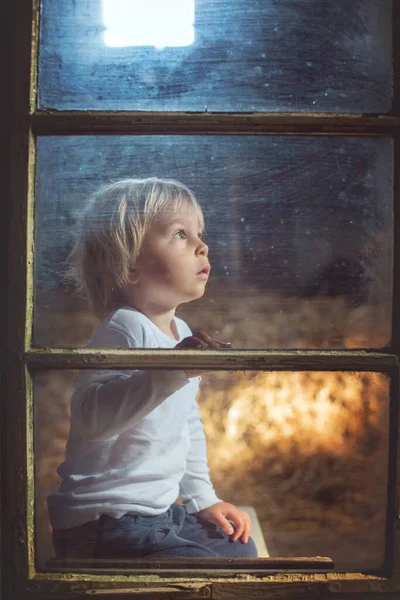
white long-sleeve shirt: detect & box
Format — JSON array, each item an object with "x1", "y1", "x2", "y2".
[{"x1": 47, "y1": 307, "x2": 221, "y2": 530}]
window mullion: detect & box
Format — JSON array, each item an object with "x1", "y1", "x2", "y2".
[
  {"x1": 4, "y1": 0, "x2": 37, "y2": 591},
  {"x1": 25, "y1": 348, "x2": 398, "y2": 372},
  {"x1": 387, "y1": 371, "x2": 400, "y2": 579},
  {"x1": 391, "y1": 137, "x2": 400, "y2": 358},
  {"x1": 30, "y1": 111, "x2": 400, "y2": 136}
]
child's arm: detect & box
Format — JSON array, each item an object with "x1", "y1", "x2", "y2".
[
  {"x1": 71, "y1": 327, "x2": 190, "y2": 441},
  {"x1": 179, "y1": 393, "x2": 251, "y2": 544},
  {"x1": 178, "y1": 396, "x2": 222, "y2": 513},
  {"x1": 73, "y1": 327, "x2": 229, "y2": 441},
  {"x1": 72, "y1": 369, "x2": 190, "y2": 441}
]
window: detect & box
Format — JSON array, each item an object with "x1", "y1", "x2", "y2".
[
  {"x1": 38, "y1": 0, "x2": 392, "y2": 111},
  {"x1": 3, "y1": 0, "x2": 400, "y2": 598},
  {"x1": 102, "y1": 0, "x2": 196, "y2": 48}
]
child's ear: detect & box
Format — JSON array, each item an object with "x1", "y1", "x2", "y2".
[{"x1": 128, "y1": 267, "x2": 140, "y2": 284}]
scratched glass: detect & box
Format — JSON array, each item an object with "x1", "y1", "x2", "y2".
[
  {"x1": 38, "y1": 0, "x2": 392, "y2": 112},
  {"x1": 34, "y1": 369, "x2": 389, "y2": 571},
  {"x1": 33, "y1": 135, "x2": 393, "y2": 349}
]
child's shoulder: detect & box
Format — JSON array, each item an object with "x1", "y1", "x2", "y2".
[
  {"x1": 89, "y1": 307, "x2": 149, "y2": 348},
  {"x1": 109, "y1": 306, "x2": 148, "y2": 329},
  {"x1": 108, "y1": 307, "x2": 152, "y2": 338},
  {"x1": 89, "y1": 308, "x2": 193, "y2": 349}
]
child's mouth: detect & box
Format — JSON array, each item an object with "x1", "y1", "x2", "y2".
[{"x1": 197, "y1": 265, "x2": 210, "y2": 277}]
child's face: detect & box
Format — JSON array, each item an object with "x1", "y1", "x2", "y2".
[{"x1": 132, "y1": 203, "x2": 210, "y2": 309}]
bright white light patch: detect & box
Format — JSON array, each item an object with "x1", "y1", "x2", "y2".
[{"x1": 103, "y1": 0, "x2": 195, "y2": 48}]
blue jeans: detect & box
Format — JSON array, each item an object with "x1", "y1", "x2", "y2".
[{"x1": 53, "y1": 503, "x2": 258, "y2": 558}]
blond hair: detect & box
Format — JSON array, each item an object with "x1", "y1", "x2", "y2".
[{"x1": 68, "y1": 178, "x2": 203, "y2": 318}]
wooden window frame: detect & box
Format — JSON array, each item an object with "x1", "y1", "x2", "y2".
[{"x1": 2, "y1": 0, "x2": 400, "y2": 598}]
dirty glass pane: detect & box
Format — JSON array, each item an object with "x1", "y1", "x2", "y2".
[
  {"x1": 33, "y1": 135, "x2": 393, "y2": 349},
  {"x1": 38, "y1": 0, "x2": 392, "y2": 112},
  {"x1": 34, "y1": 369, "x2": 389, "y2": 571}
]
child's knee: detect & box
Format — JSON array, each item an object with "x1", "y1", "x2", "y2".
[{"x1": 240, "y1": 536, "x2": 258, "y2": 558}]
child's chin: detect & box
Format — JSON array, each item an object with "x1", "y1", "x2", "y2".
[
  {"x1": 195, "y1": 287, "x2": 207, "y2": 299},
  {"x1": 182, "y1": 289, "x2": 206, "y2": 303}
]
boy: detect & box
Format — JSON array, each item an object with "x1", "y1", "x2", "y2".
[{"x1": 48, "y1": 178, "x2": 257, "y2": 559}]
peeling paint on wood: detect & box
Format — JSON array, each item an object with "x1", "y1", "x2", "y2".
[
  {"x1": 16, "y1": 572, "x2": 400, "y2": 599},
  {"x1": 24, "y1": 349, "x2": 398, "y2": 372}
]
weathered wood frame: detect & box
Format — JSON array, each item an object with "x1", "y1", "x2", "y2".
[{"x1": 2, "y1": 0, "x2": 400, "y2": 598}]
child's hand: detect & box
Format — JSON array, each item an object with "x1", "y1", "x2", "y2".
[
  {"x1": 176, "y1": 330, "x2": 231, "y2": 350},
  {"x1": 195, "y1": 501, "x2": 251, "y2": 543},
  {"x1": 176, "y1": 330, "x2": 232, "y2": 378}
]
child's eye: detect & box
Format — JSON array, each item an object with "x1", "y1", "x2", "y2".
[{"x1": 174, "y1": 229, "x2": 187, "y2": 239}]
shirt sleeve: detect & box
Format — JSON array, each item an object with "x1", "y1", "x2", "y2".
[
  {"x1": 179, "y1": 393, "x2": 222, "y2": 513},
  {"x1": 71, "y1": 326, "x2": 190, "y2": 441}
]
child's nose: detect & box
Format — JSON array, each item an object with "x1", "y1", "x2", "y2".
[{"x1": 197, "y1": 239, "x2": 208, "y2": 256}]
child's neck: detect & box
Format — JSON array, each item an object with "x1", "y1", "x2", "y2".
[{"x1": 129, "y1": 302, "x2": 179, "y2": 341}]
